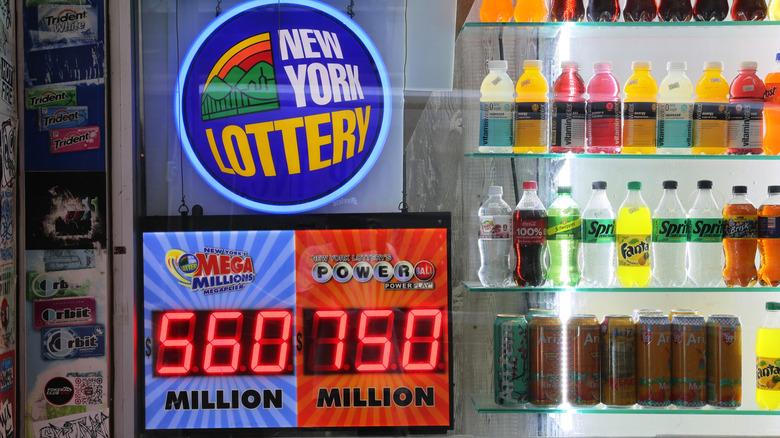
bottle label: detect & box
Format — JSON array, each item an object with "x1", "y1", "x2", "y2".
[
  {"x1": 617, "y1": 234, "x2": 650, "y2": 267},
  {"x1": 652, "y1": 218, "x2": 689, "y2": 243},
  {"x1": 550, "y1": 101, "x2": 586, "y2": 148},
  {"x1": 756, "y1": 357, "x2": 780, "y2": 390},
  {"x1": 657, "y1": 103, "x2": 693, "y2": 149},
  {"x1": 514, "y1": 218, "x2": 547, "y2": 245},
  {"x1": 582, "y1": 218, "x2": 615, "y2": 243},
  {"x1": 689, "y1": 218, "x2": 724, "y2": 242},
  {"x1": 515, "y1": 102, "x2": 547, "y2": 148},
  {"x1": 587, "y1": 101, "x2": 622, "y2": 146},
  {"x1": 693, "y1": 102, "x2": 728, "y2": 147},
  {"x1": 480, "y1": 101, "x2": 515, "y2": 147},
  {"x1": 758, "y1": 216, "x2": 780, "y2": 239},
  {"x1": 479, "y1": 215, "x2": 511, "y2": 239},
  {"x1": 766, "y1": 83, "x2": 780, "y2": 104},
  {"x1": 727, "y1": 102, "x2": 764, "y2": 149},
  {"x1": 724, "y1": 215, "x2": 758, "y2": 239},
  {"x1": 623, "y1": 102, "x2": 657, "y2": 147},
  {"x1": 547, "y1": 216, "x2": 581, "y2": 241}
]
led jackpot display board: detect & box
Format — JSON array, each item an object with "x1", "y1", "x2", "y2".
[{"x1": 140, "y1": 214, "x2": 451, "y2": 433}]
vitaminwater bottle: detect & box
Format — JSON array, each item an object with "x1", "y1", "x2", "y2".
[
  {"x1": 515, "y1": 60, "x2": 549, "y2": 153},
  {"x1": 652, "y1": 180, "x2": 689, "y2": 287},
  {"x1": 692, "y1": 62, "x2": 729, "y2": 155},
  {"x1": 771, "y1": 0, "x2": 780, "y2": 19},
  {"x1": 756, "y1": 301, "x2": 780, "y2": 410},
  {"x1": 732, "y1": 0, "x2": 767, "y2": 20},
  {"x1": 723, "y1": 186, "x2": 758, "y2": 287},
  {"x1": 478, "y1": 186, "x2": 513, "y2": 287},
  {"x1": 758, "y1": 186, "x2": 780, "y2": 286},
  {"x1": 659, "y1": 0, "x2": 693, "y2": 20},
  {"x1": 480, "y1": 0, "x2": 514, "y2": 21},
  {"x1": 551, "y1": 62, "x2": 586, "y2": 153},
  {"x1": 616, "y1": 181, "x2": 652, "y2": 287},
  {"x1": 586, "y1": 62, "x2": 622, "y2": 153},
  {"x1": 514, "y1": 181, "x2": 548, "y2": 287},
  {"x1": 728, "y1": 61, "x2": 765, "y2": 155},
  {"x1": 547, "y1": 187, "x2": 581, "y2": 286},
  {"x1": 764, "y1": 54, "x2": 780, "y2": 155},
  {"x1": 687, "y1": 180, "x2": 724, "y2": 287},
  {"x1": 693, "y1": 0, "x2": 728, "y2": 20},
  {"x1": 550, "y1": 0, "x2": 586, "y2": 21},
  {"x1": 623, "y1": 61, "x2": 658, "y2": 154},
  {"x1": 657, "y1": 62, "x2": 694, "y2": 154},
  {"x1": 624, "y1": 0, "x2": 658, "y2": 20},
  {"x1": 515, "y1": 0, "x2": 550, "y2": 21},
  {"x1": 587, "y1": 0, "x2": 621, "y2": 20},
  {"x1": 580, "y1": 181, "x2": 616, "y2": 287},
  {"x1": 479, "y1": 60, "x2": 515, "y2": 153}
]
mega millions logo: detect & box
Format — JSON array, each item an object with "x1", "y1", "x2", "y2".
[
  {"x1": 165, "y1": 248, "x2": 256, "y2": 295},
  {"x1": 176, "y1": 0, "x2": 391, "y2": 214}
]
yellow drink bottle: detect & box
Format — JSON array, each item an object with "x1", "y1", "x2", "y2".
[
  {"x1": 757, "y1": 301, "x2": 780, "y2": 410},
  {"x1": 515, "y1": 60, "x2": 549, "y2": 153},
  {"x1": 515, "y1": 0, "x2": 550, "y2": 22},
  {"x1": 622, "y1": 61, "x2": 658, "y2": 154},
  {"x1": 481, "y1": 0, "x2": 515, "y2": 22},
  {"x1": 616, "y1": 181, "x2": 652, "y2": 287},
  {"x1": 770, "y1": 0, "x2": 780, "y2": 20},
  {"x1": 692, "y1": 62, "x2": 729, "y2": 155}
]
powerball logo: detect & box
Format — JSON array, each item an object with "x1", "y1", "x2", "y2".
[{"x1": 164, "y1": 247, "x2": 255, "y2": 295}]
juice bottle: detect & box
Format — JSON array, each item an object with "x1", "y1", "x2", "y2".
[
  {"x1": 732, "y1": 0, "x2": 767, "y2": 20},
  {"x1": 764, "y1": 53, "x2": 780, "y2": 155},
  {"x1": 758, "y1": 185, "x2": 780, "y2": 286},
  {"x1": 723, "y1": 186, "x2": 758, "y2": 287},
  {"x1": 587, "y1": 0, "x2": 621, "y2": 21},
  {"x1": 480, "y1": 0, "x2": 515, "y2": 22},
  {"x1": 586, "y1": 61, "x2": 621, "y2": 153},
  {"x1": 657, "y1": 62, "x2": 694, "y2": 154},
  {"x1": 771, "y1": 0, "x2": 780, "y2": 19},
  {"x1": 624, "y1": 0, "x2": 658, "y2": 20},
  {"x1": 659, "y1": 0, "x2": 693, "y2": 20},
  {"x1": 693, "y1": 0, "x2": 729, "y2": 20},
  {"x1": 692, "y1": 62, "x2": 729, "y2": 155},
  {"x1": 550, "y1": 0, "x2": 586, "y2": 21},
  {"x1": 479, "y1": 60, "x2": 515, "y2": 153},
  {"x1": 515, "y1": 0, "x2": 550, "y2": 21},
  {"x1": 515, "y1": 60, "x2": 549, "y2": 153},
  {"x1": 616, "y1": 181, "x2": 652, "y2": 287},
  {"x1": 756, "y1": 301, "x2": 780, "y2": 410},
  {"x1": 623, "y1": 61, "x2": 658, "y2": 154},
  {"x1": 728, "y1": 61, "x2": 765, "y2": 155},
  {"x1": 550, "y1": 61, "x2": 586, "y2": 153}
]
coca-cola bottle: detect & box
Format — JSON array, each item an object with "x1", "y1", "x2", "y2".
[
  {"x1": 624, "y1": 0, "x2": 658, "y2": 21},
  {"x1": 587, "y1": 0, "x2": 621, "y2": 21},
  {"x1": 693, "y1": 0, "x2": 729, "y2": 20},
  {"x1": 731, "y1": 0, "x2": 767, "y2": 20},
  {"x1": 550, "y1": 0, "x2": 586, "y2": 21},
  {"x1": 514, "y1": 181, "x2": 548, "y2": 287},
  {"x1": 659, "y1": 0, "x2": 693, "y2": 20}
]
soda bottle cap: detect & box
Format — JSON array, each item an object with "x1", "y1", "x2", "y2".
[
  {"x1": 560, "y1": 60, "x2": 579, "y2": 70},
  {"x1": 592, "y1": 181, "x2": 607, "y2": 190},
  {"x1": 488, "y1": 186, "x2": 503, "y2": 196},
  {"x1": 776, "y1": 53, "x2": 780, "y2": 62},
  {"x1": 593, "y1": 61, "x2": 612, "y2": 72},
  {"x1": 487, "y1": 60, "x2": 508, "y2": 70},
  {"x1": 523, "y1": 60, "x2": 543, "y2": 69},
  {"x1": 697, "y1": 180, "x2": 713, "y2": 189},
  {"x1": 739, "y1": 61, "x2": 758, "y2": 71},
  {"x1": 768, "y1": 185, "x2": 780, "y2": 194},
  {"x1": 766, "y1": 301, "x2": 780, "y2": 311},
  {"x1": 703, "y1": 61, "x2": 723, "y2": 71},
  {"x1": 733, "y1": 185, "x2": 748, "y2": 194},
  {"x1": 557, "y1": 186, "x2": 572, "y2": 194},
  {"x1": 523, "y1": 181, "x2": 537, "y2": 190},
  {"x1": 627, "y1": 181, "x2": 642, "y2": 190},
  {"x1": 663, "y1": 180, "x2": 678, "y2": 189},
  {"x1": 632, "y1": 61, "x2": 651, "y2": 70},
  {"x1": 667, "y1": 61, "x2": 687, "y2": 71}
]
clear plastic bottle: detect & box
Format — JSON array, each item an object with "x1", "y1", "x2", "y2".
[
  {"x1": 586, "y1": 61, "x2": 622, "y2": 154},
  {"x1": 479, "y1": 60, "x2": 515, "y2": 153},
  {"x1": 758, "y1": 186, "x2": 780, "y2": 286},
  {"x1": 478, "y1": 186, "x2": 513, "y2": 287},
  {"x1": 616, "y1": 181, "x2": 652, "y2": 287},
  {"x1": 657, "y1": 62, "x2": 694, "y2": 154},
  {"x1": 652, "y1": 180, "x2": 689, "y2": 287},
  {"x1": 547, "y1": 186, "x2": 581, "y2": 286},
  {"x1": 551, "y1": 61, "x2": 587, "y2": 153},
  {"x1": 756, "y1": 301, "x2": 780, "y2": 410},
  {"x1": 514, "y1": 181, "x2": 548, "y2": 287},
  {"x1": 723, "y1": 185, "x2": 758, "y2": 287},
  {"x1": 687, "y1": 180, "x2": 724, "y2": 287},
  {"x1": 580, "y1": 181, "x2": 616, "y2": 287}
]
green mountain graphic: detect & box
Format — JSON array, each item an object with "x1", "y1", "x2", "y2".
[{"x1": 201, "y1": 61, "x2": 280, "y2": 121}]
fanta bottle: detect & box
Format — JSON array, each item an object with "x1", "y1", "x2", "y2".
[
  {"x1": 728, "y1": 61, "x2": 765, "y2": 155},
  {"x1": 515, "y1": 60, "x2": 549, "y2": 153},
  {"x1": 756, "y1": 301, "x2": 780, "y2": 410},
  {"x1": 758, "y1": 186, "x2": 780, "y2": 286},
  {"x1": 480, "y1": 0, "x2": 515, "y2": 22},
  {"x1": 692, "y1": 62, "x2": 729, "y2": 154},
  {"x1": 551, "y1": 61, "x2": 586, "y2": 153},
  {"x1": 732, "y1": 0, "x2": 767, "y2": 20},
  {"x1": 764, "y1": 53, "x2": 780, "y2": 155},
  {"x1": 515, "y1": 0, "x2": 550, "y2": 21},
  {"x1": 623, "y1": 61, "x2": 658, "y2": 154},
  {"x1": 657, "y1": 62, "x2": 694, "y2": 154},
  {"x1": 479, "y1": 60, "x2": 515, "y2": 153},
  {"x1": 586, "y1": 62, "x2": 621, "y2": 153},
  {"x1": 616, "y1": 181, "x2": 652, "y2": 287}
]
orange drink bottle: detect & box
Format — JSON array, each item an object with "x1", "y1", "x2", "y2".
[
  {"x1": 480, "y1": 0, "x2": 515, "y2": 22},
  {"x1": 723, "y1": 185, "x2": 758, "y2": 287},
  {"x1": 758, "y1": 186, "x2": 780, "y2": 286},
  {"x1": 706, "y1": 314, "x2": 742, "y2": 408},
  {"x1": 515, "y1": 0, "x2": 550, "y2": 21},
  {"x1": 764, "y1": 53, "x2": 780, "y2": 155},
  {"x1": 515, "y1": 60, "x2": 549, "y2": 153},
  {"x1": 636, "y1": 315, "x2": 672, "y2": 407},
  {"x1": 671, "y1": 315, "x2": 707, "y2": 408}
]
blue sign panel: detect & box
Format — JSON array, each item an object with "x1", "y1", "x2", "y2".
[{"x1": 175, "y1": 0, "x2": 391, "y2": 213}]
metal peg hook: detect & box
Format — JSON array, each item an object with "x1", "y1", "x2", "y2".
[
  {"x1": 346, "y1": 0, "x2": 355, "y2": 18},
  {"x1": 216, "y1": 0, "x2": 222, "y2": 17}
]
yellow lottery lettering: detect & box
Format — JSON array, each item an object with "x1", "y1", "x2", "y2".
[
  {"x1": 206, "y1": 128, "x2": 234, "y2": 175},
  {"x1": 273, "y1": 118, "x2": 304, "y2": 175},
  {"x1": 331, "y1": 109, "x2": 356, "y2": 162},
  {"x1": 221, "y1": 125, "x2": 256, "y2": 177},
  {"x1": 305, "y1": 112, "x2": 332, "y2": 171},
  {"x1": 245, "y1": 122, "x2": 276, "y2": 177}
]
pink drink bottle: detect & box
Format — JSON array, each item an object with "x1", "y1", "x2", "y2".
[
  {"x1": 586, "y1": 61, "x2": 622, "y2": 153},
  {"x1": 551, "y1": 61, "x2": 587, "y2": 153},
  {"x1": 728, "y1": 61, "x2": 765, "y2": 155}
]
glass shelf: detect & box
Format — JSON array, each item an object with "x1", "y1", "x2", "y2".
[
  {"x1": 462, "y1": 280, "x2": 780, "y2": 293},
  {"x1": 470, "y1": 394, "x2": 780, "y2": 415},
  {"x1": 465, "y1": 153, "x2": 780, "y2": 161}
]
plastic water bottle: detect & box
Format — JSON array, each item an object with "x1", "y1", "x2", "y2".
[
  {"x1": 580, "y1": 181, "x2": 615, "y2": 287},
  {"x1": 687, "y1": 180, "x2": 724, "y2": 287},
  {"x1": 547, "y1": 186, "x2": 581, "y2": 286},
  {"x1": 657, "y1": 62, "x2": 694, "y2": 154},
  {"x1": 652, "y1": 180, "x2": 689, "y2": 287},
  {"x1": 478, "y1": 186, "x2": 513, "y2": 287},
  {"x1": 479, "y1": 60, "x2": 515, "y2": 153}
]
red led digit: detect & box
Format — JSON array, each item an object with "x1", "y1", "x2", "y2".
[
  {"x1": 401, "y1": 309, "x2": 442, "y2": 371},
  {"x1": 157, "y1": 311, "x2": 195, "y2": 375},
  {"x1": 250, "y1": 310, "x2": 292, "y2": 373},
  {"x1": 203, "y1": 311, "x2": 243, "y2": 374},
  {"x1": 309, "y1": 310, "x2": 347, "y2": 371},
  {"x1": 355, "y1": 309, "x2": 393, "y2": 372}
]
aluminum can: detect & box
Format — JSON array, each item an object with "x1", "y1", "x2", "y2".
[
  {"x1": 494, "y1": 314, "x2": 529, "y2": 404},
  {"x1": 526, "y1": 307, "x2": 556, "y2": 322},
  {"x1": 669, "y1": 308, "x2": 698, "y2": 321},
  {"x1": 600, "y1": 315, "x2": 637, "y2": 407},
  {"x1": 632, "y1": 308, "x2": 663, "y2": 321},
  {"x1": 529, "y1": 314, "x2": 563, "y2": 405},
  {"x1": 671, "y1": 314, "x2": 707, "y2": 407},
  {"x1": 566, "y1": 314, "x2": 600, "y2": 405},
  {"x1": 707, "y1": 314, "x2": 742, "y2": 408},
  {"x1": 636, "y1": 315, "x2": 672, "y2": 407}
]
